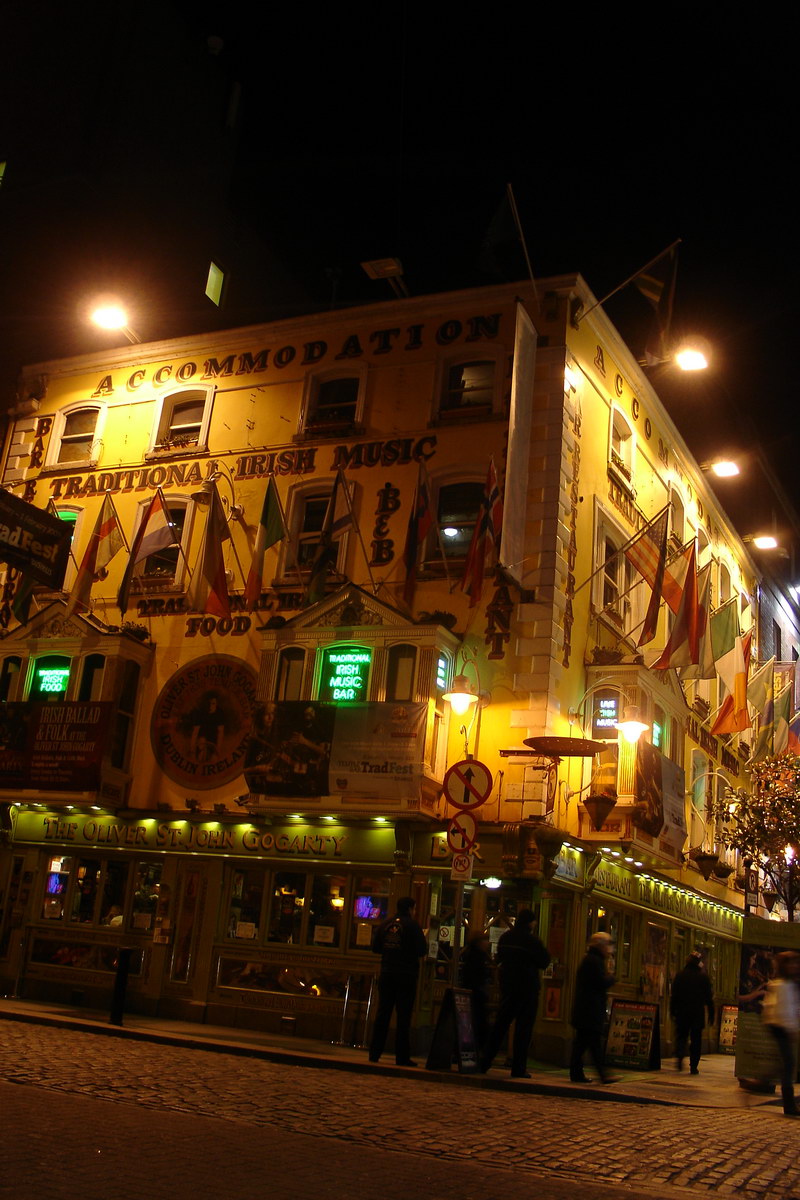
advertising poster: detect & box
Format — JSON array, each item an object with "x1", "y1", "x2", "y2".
[
  {"x1": 605, "y1": 1000, "x2": 660, "y2": 1069},
  {"x1": 151, "y1": 656, "x2": 259, "y2": 789},
  {"x1": 244, "y1": 701, "x2": 426, "y2": 800},
  {"x1": 0, "y1": 701, "x2": 112, "y2": 790},
  {"x1": 735, "y1": 915, "x2": 800, "y2": 1083}
]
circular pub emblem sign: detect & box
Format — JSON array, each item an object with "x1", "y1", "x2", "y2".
[{"x1": 151, "y1": 655, "x2": 258, "y2": 789}]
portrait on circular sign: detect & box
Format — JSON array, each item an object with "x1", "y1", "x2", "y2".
[{"x1": 151, "y1": 655, "x2": 258, "y2": 789}]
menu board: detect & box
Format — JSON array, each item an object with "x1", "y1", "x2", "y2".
[
  {"x1": 426, "y1": 987, "x2": 478, "y2": 1073},
  {"x1": 719, "y1": 1005, "x2": 738, "y2": 1053},
  {"x1": 605, "y1": 1000, "x2": 661, "y2": 1069}
]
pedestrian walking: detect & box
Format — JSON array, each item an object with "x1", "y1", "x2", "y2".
[
  {"x1": 569, "y1": 931, "x2": 617, "y2": 1084},
  {"x1": 368, "y1": 896, "x2": 428, "y2": 1066},
  {"x1": 460, "y1": 930, "x2": 493, "y2": 1052},
  {"x1": 761, "y1": 950, "x2": 800, "y2": 1116},
  {"x1": 670, "y1": 950, "x2": 715, "y2": 1075},
  {"x1": 480, "y1": 909, "x2": 550, "y2": 1078}
]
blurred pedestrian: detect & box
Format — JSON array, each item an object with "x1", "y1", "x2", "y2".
[
  {"x1": 670, "y1": 950, "x2": 715, "y2": 1075},
  {"x1": 761, "y1": 950, "x2": 800, "y2": 1116},
  {"x1": 368, "y1": 896, "x2": 427, "y2": 1067},
  {"x1": 480, "y1": 909, "x2": 550, "y2": 1078},
  {"x1": 461, "y1": 930, "x2": 492, "y2": 1051},
  {"x1": 569, "y1": 931, "x2": 616, "y2": 1084}
]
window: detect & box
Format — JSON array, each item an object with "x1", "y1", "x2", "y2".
[
  {"x1": 593, "y1": 511, "x2": 639, "y2": 636},
  {"x1": 110, "y1": 660, "x2": 141, "y2": 771},
  {"x1": 440, "y1": 359, "x2": 496, "y2": 416},
  {"x1": 55, "y1": 407, "x2": 100, "y2": 466},
  {"x1": 719, "y1": 562, "x2": 731, "y2": 605},
  {"x1": 609, "y1": 409, "x2": 634, "y2": 483},
  {"x1": 602, "y1": 536, "x2": 634, "y2": 619},
  {"x1": 152, "y1": 388, "x2": 212, "y2": 454},
  {"x1": 303, "y1": 370, "x2": 363, "y2": 434},
  {"x1": 0, "y1": 656, "x2": 23, "y2": 702},
  {"x1": 226, "y1": 868, "x2": 266, "y2": 939},
  {"x1": 276, "y1": 648, "x2": 306, "y2": 701},
  {"x1": 652, "y1": 704, "x2": 666, "y2": 750},
  {"x1": 79, "y1": 654, "x2": 105, "y2": 702},
  {"x1": 296, "y1": 491, "x2": 330, "y2": 568},
  {"x1": 386, "y1": 644, "x2": 416, "y2": 701},
  {"x1": 670, "y1": 488, "x2": 685, "y2": 546},
  {"x1": 436, "y1": 480, "x2": 483, "y2": 559},
  {"x1": 42, "y1": 855, "x2": 129, "y2": 926},
  {"x1": 131, "y1": 862, "x2": 162, "y2": 930},
  {"x1": 205, "y1": 261, "x2": 225, "y2": 306}
]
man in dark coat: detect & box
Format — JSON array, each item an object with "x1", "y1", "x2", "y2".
[
  {"x1": 670, "y1": 950, "x2": 715, "y2": 1074},
  {"x1": 569, "y1": 931, "x2": 616, "y2": 1083},
  {"x1": 480, "y1": 909, "x2": 550, "y2": 1078},
  {"x1": 368, "y1": 896, "x2": 428, "y2": 1066}
]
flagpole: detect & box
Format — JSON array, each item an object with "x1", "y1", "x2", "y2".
[
  {"x1": 575, "y1": 240, "x2": 682, "y2": 325},
  {"x1": 104, "y1": 490, "x2": 130, "y2": 553},
  {"x1": 339, "y1": 468, "x2": 378, "y2": 594},
  {"x1": 506, "y1": 183, "x2": 539, "y2": 304}
]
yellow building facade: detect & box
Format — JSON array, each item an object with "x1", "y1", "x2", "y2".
[{"x1": 0, "y1": 278, "x2": 771, "y2": 1062}]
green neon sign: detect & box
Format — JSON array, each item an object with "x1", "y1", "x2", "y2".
[
  {"x1": 319, "y1": 645, "x2": 372, "y2": 702},
  {"x1": 37, "y1": 667, "x2": 70, "y2": 694}
]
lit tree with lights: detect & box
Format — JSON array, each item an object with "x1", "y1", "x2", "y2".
[{"x1": 715, "y1": 754, "x2": 800, "y2": 921}]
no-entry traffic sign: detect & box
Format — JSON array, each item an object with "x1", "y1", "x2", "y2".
[
  {"x1": 442, "y1": 758, "x2": 493, "y2": 811},
  {"x1": 447, "y1": 810, "x2": 478, "y2": 853}
]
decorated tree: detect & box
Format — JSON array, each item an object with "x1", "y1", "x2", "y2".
[{"x1": 715, "y1": 754, "x2": 800, "y2": 921}]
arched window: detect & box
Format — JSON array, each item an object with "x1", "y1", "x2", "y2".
[
  {"x1": 48, "y1": 405, "x2": 104, "y2": 468},
  {"x1": 110, "y1": 660, "x2": 141, "y2": 770},
  {"x1": 276, "y1": 648, "x2": 305, "y2": 701},
  {"x1": 609, "y1": 409, "x2": 634, "y2": 484},
  {"x1": 79, "y1": 654, "x2": 105, "y2": 702},
  {"x1": 436, "y1": 480, "x2": 483, "y2": 560},
  {"x1": 151, "y1": 388, "x2": 213, "y2": 454},
  {"x1": 30, "y1": 655, "x2": 71, "y2": 701},
  {"x1": 386, "y1": 644, "x2": 416, "y2": 701},
  {"x1": 0, "y1": 656, "x2": 23, "y2": 702}
]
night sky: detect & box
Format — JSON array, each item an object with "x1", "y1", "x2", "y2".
[{"x1": 1, "y1": 3, "x2": 796, "y2": 552}]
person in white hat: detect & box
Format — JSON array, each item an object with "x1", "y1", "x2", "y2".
[{"x1": 569, "y1": 931, "x2": 617, "y2": 1084}]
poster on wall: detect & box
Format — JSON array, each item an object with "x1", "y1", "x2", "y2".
[
  {"x1": 151, "y1": 656, "x2": 259, "y2": 790},
  {"x1": 244, "y1": 701, "x2": 427, "y2": 800},
  {"x1": 0, "y1": 701, "x2": 112, "y2": 790},
  {"x1": 634, "y1": 741, "x2": 686, "y2": 857}
]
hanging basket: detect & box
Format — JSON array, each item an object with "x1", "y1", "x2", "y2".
[
  {"x1": 762, "y1": 890, "x2": 779, "y2": 913},
  {"x1": 692, "y1": 850, "x2": 720, "y2": 881},
  {"x1": 532, "y1": 823, "x2": 567, "y2": 860},
  {"x1": 711, "y1": 861, "x2": 735, "y2": 881},
  {"x1": 583, "y1": 793, "x2": 618, "y2": 832}
]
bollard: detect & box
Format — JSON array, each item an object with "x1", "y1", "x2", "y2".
[{"x1": 109, "y1": 946, "x2": 133, "y2": 1026}]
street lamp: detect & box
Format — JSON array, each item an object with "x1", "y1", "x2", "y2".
[{"x1": 89, "y1": 302, "x2": 141, "y2": 344}]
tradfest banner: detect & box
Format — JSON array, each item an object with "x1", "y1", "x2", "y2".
[
  {"x1": 244, "y1": 700, "x2": 427, "y2": 800},
  {"x1": 0, "y1": 489, "x2": 72, "y2": 588}
]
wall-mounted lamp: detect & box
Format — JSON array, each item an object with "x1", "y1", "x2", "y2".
[
  {"x1": 442, "y1": 673, "x2": 481, "y2": 716},
  {"x1": 615, "y1": 706, "x2": 649, "y2": 744}
]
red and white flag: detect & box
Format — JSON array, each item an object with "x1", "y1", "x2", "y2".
[
  {"x1": 461, "y1": 459, "x2": 503, "y2": 607},
  {"x1": 66, "y1": 493, "x2": 124, "y2": 618},
  {"x1": 117, "y1": 490, "x2": 180, "y2": 618},
  {"x1": 650, "y1": 542, "x2": 700, "y2": 670}
]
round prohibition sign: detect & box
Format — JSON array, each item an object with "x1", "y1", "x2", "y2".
[
  {"x1": 443, "y1": 758, "x2": 493, "y2": 811},
  {"x1": 447, "y1": 810, "x2": 478, "y2": 853}
]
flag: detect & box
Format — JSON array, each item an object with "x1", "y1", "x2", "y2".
[
  {"x1": 747, "y1": 656, "x2": 775, "y2": 712},
  {"x1": 186, "y1": 482, "x2": 231, "y2": 619},
  {"x1": 117, "y1": 490, "x2": 180, "y2": 618},
  {"x1": 65, "y1": 493, "x2": 124, "y2": 618},
  {"x1": 634, "y1": 245, "x2": 678, "y2": 366},
  {"x1": 11, "y1": 571, "x2": 35, "y2": 623},
  {"x1": 305, "y1": 471, "x2": 354, "y2": 604},
  {"x1": 750, "y1": 682, "x2": 776, "y2": 764},
  {"x1": 774, "y1": 685, "x2": 793, "y2": 755},
  {"x1": 680, "y1": 563, "x2": 714, "y2": 679},
  {"x1": 708, "y1": 599, "x2": 740, "y2": 691},
  {"x1": 710, "y1": 630, "x2": 753, "y2": 734},
  {"x1": 244, "y1": 477, "x2": 284, "y2": 611},
  {"x1": 461, "y1": 459, "x2": 503, "y2": 607},
  {"x1": 650, "y1": 542, "x2": 700, "y2": 670},
  {"x1": 788, "y1": 710, "x2": 800, "y2": 756},
  {"x1": 402, "y1": 466, "x2": 433, "y2": 606},
  {"x1": 624, "y1": 509, "x2": 668, "y2": 645}
]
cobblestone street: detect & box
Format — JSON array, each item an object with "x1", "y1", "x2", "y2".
[{"x1": 2, "y1": 1018, "x2": 799, "y2": 1200}]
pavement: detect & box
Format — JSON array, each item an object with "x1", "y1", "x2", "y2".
[{"x1": 0, "y1": 992, "x2": 768, "y2": 1110}]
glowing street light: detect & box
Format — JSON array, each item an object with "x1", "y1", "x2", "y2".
[
  {"x1": 709, "y1": 459, "x2": 740, "y2": 478},
  {"x1": 89, "y1": 303, "x2": 141, "y2": 344}
]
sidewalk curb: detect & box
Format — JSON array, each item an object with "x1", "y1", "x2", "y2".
[{"x1": 0, "y1": 1006, "x2": 703, "y2": 1106}]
